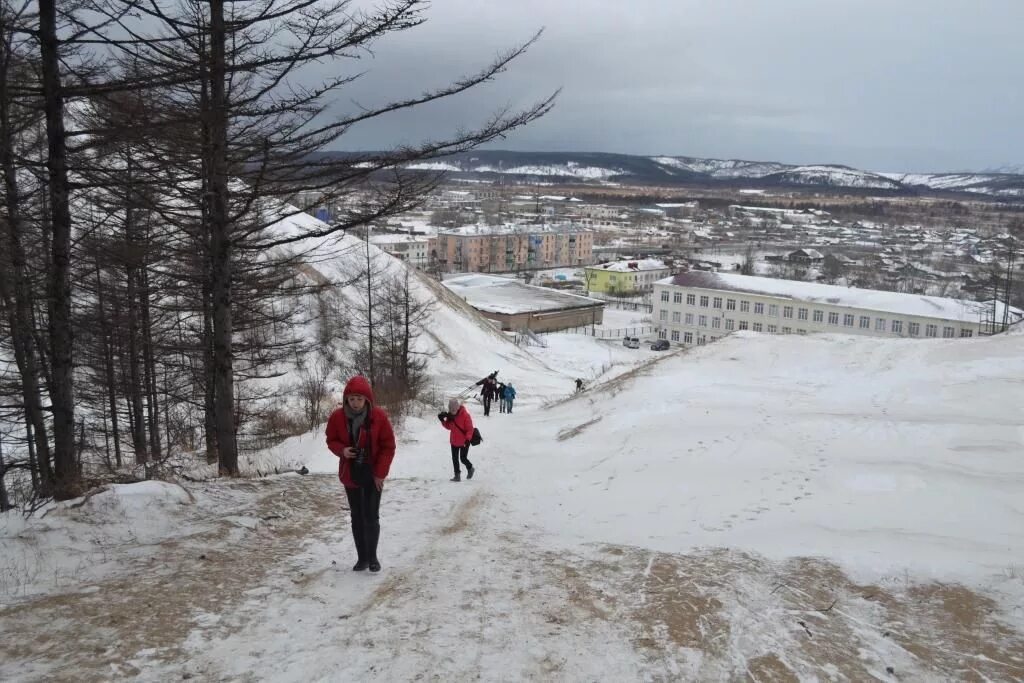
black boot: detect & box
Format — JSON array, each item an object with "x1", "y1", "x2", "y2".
[
  {"x1": 368, "y1": 559, "x2": 381, "y2": 573},
  {"x1": 451, "y1": 472, "x2": 460, "y2": 482},
  {"x1": 352, "y1": 559, "x2": 369, "y2": 571},
  {"x1": 467, "y1": 464, "x2": 475, "y2": 480}
]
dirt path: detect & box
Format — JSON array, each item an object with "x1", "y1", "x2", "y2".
[{"x1": 0, "y1": 475, "x2": 346, "y2": 682}]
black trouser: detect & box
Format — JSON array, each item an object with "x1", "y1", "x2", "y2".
[
  {"x1": 451, "y1": 444, "x2": 473, "y2": 475},
  {"x1": 345, "y1": 484, "x2": 382, "y2": 562},
  {"x1": 482, "y1": 395, "x2": 492, "y2": 416}
]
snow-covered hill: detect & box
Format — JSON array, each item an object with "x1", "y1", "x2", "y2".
[
  {"x1": 4, "y1": 229, "x2": 1024, "y2": 679},
  {"x1": 881, "y1": 171, "x2": 1024, "y2": 198},
  {"x1": 366, "y1": 150, "x2": 1024, "y2": 197}
]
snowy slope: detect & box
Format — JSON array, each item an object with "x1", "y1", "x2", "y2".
[
  {"x1": 497, "y1": 331, "x2": 1024, "y2": 585},
  {"x1": 882, "y1": 171, "x2": 1024, "y2": 197},
  {"x1": 317, "y1": 149, "x2": 1024, "y2": 196},
  {"x1": 652, "y1": 155, "x2": 792, "y2": 178},
  {"x1": 768, "y1": 165, "x2": 904, "y2": 190}
]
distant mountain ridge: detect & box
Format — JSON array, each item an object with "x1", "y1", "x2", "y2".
[{"x1": 312, "y1": 150, "x2": 1024, "y2": 199}]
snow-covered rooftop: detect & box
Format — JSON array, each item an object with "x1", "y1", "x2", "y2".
[
  {"x1": 439, "y1": 223, "x2": 589, "y2": 237},
  {"x1": 659, "y1": 271, "x2": 1023, "y2": 324},
  {"x1": 368, "y1": 234, "x2": 431, "y2": 245},
  {"x1": 442, "y1": 274, "x2": 604, "y2": 315},
  {"x1": 589, "y1": 259, "x2": 668, "y2": 273}
]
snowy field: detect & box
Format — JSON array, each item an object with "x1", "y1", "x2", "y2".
[{"x1": 2, "y1": 318, "x2": 1024, "y2": 679}]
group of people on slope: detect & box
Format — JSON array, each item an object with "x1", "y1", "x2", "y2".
[
  {"x1": 323, "y1": 371, "x2": 515, "y2": 573},
  {"x1": 476, "y1": 371, "x2": 516, "y2": 416}
]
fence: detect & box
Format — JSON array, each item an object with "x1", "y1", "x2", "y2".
[
  {"x1": 552, "y1": 325, "x2": 656, "y2": 339},
  {"x1": 600, "y1": 299, "x2": 653, "y2": 313}
]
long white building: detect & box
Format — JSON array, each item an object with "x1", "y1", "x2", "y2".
[{"x1": 654, "y1": 272, "x2": 1022, "y2": 347}]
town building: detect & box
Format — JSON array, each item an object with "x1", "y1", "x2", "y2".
[
  {"x1": 369, "y1": 234, "x2": 434, "y2": 269},
  {"x1": 584, "y1": 259, "x2": 672, "y2": 295},
  {"x1": 442, "y1": 274, "x2": 604, "y2": 333},
  {"x1": 653, "y1": 271, "x2": 1022, "y2": 347},
  {"x1": 787, "y1": 249, "x2": 825, "y2": 266},
  {"x1": 434, "y1": 225, "x2": 594, "y2": 273}
]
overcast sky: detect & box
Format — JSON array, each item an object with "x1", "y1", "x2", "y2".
[{"x1": 328, "y1": 0, "x2": 1024, "y2": 173}]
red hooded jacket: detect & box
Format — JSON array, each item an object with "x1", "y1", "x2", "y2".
[
  {"x1": 325, "y1": 376, "x2": 396, "y2": 489},
  {"x1": 442, "y1": 405, "x2": 474, "y2": 447}
]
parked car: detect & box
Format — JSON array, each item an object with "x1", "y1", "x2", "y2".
[
  {"x1": 650, "y1": 339, "x2": 670, "y2": 351},
  {"x1": 622, "y1": 336, "x2": 640, "y2": 349}
]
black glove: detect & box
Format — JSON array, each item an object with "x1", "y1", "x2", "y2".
[{"x1": 438, "y1": 411, "x2": 450, "y2": 421}]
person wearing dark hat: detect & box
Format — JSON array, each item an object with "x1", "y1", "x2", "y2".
[
  {"x1": 325, "y1": 375, "x2": 396, "y2": 572},
  {"x1": 438, "y1": 398, "x2": 475, "y2": 482}
]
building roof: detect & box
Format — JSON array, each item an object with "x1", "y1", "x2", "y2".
[
  {"x1": 442, "y1": 274, "x2": 604, "y2": 315},
  {"x1": 790, "y1": 248, "x2": 824, "y2": 259},
  {"x1": 439, "y1": 223, "x2": 590, "y2": 237},
  {"x1": 588, "y1": 259, "x2": 668, "y2": 273},
  {"x1": 658, "y1": 271, "x2": 1023, "y2": 324},
  {"x1": 369, "y1": 234, "x2": 430, "y2": 245}
]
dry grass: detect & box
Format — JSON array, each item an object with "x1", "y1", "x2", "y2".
[
  {"x1": 557, "y1": 416, "x2": 603, "y2": 441},
  {"x1": 545, "y1": 545, "x2": 1024, "y2": 680},
  {"x1": 0, "y1": 476, "x2": 345, "y2": 682}
]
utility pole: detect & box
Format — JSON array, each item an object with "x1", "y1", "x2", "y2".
[{"x1": 366, "y1": 224, "x2": 374, "y2": 384}]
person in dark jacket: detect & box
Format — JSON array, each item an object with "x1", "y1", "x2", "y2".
[
  {"x1": 325, "y1": 375, "x2": 396, "y2": 572},
  {"x1": 439, "y1": 398, "x2": 474, "y2": 482},
  {"x1": 479, "y1": 376, "x2": 498, "y2": 416},
  {"x1": 496, "y1": 382, "x2": 507, "y2": 413}
]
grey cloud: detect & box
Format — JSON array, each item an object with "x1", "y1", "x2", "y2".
[{"x1": 326, "y1": 0, "x2": 1024, "y2": 172}]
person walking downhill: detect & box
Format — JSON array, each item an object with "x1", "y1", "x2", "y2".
[
  {"x1": 480, "y1": 376, "x2": 498, "y2": 416},
  {"x1": 503, "y1": 382, "x2": 517, "y2": 414},
  {"x1": 439, "y1": 398, "x2": 475, "y2": 482},
  {"x1": 325, "y1": 376, "x2": 396, "y2": 573}
]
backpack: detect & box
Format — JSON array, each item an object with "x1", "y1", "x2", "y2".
[{"x1": 470, "y1": 427, "x2": 483, "y2": 446}]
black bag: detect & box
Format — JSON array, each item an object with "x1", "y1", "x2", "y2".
[{"x1": 470, "y1": 427, "x2": 483, "y2": 446}]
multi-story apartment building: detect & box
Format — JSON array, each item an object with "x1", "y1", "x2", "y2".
[
  {"x1": 434, "y1": 225, "x2": 594, "y2": 273},
  {"x1": 653, "y1": 271, "x2": 1022, "y2": 347},
  {"x1": 584, "y1": 259, "x2": 672, "y2": 295}
]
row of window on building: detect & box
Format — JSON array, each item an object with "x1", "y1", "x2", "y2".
[{"x1": 658, "y1": 291, "x2": 973, "y2": 338}]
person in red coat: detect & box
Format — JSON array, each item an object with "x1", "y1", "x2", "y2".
[
  {"x1": 325, "y1": 375, "x2": 396, "y2": 572},
  {"x1": 439, "y1": 398, "x2": 475, "y2": 482}
]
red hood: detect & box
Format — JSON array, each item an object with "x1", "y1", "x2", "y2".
[{"x1": 343, "y1": 375, "x2": 374, "y2": 405}]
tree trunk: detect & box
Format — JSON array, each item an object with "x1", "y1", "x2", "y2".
[
  {"x1": 94, "y1": 260, "x2": 123, "y2": 468},
  {"x1": 0, "y1": 438, "x2": 10, "y2": 512},
  {"x1": 207, "y1": 0, "x2": 238, "y2": 475},
  {"x1": 36, "y1": 0, "x2": 79, "y2": 497},
  {"x1": 202, "y1": 281, "x2": 217, "y2": 463},
  {"x1": 140, "y1": 262, "x2": 161, "y2": 460},
  {"x1": 123, "y1": 155, "x2": 148, "y2": 464},
  {"x1": 0, "y1": 91, "x2": 54, "y2": 490}
]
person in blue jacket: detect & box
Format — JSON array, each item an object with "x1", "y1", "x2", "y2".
[{"x1": 502, "y1": 382, "x2": 516, "y2": 414}]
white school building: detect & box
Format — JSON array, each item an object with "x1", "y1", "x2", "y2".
[{"x1": 653, "y1": 272, "x2": 1022, "y2": 347}]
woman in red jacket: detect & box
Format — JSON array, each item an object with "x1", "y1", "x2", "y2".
[
  {"x1": 325, "y1": 375, "x2": 396, "y2": 572},
  {"x1": 439, "y1": 398, "x2": 474, "y2": 482}
]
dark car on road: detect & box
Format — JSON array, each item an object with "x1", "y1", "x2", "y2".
[{"x1": 650, "y1": 339, "x2": 670, "y2": 351}]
